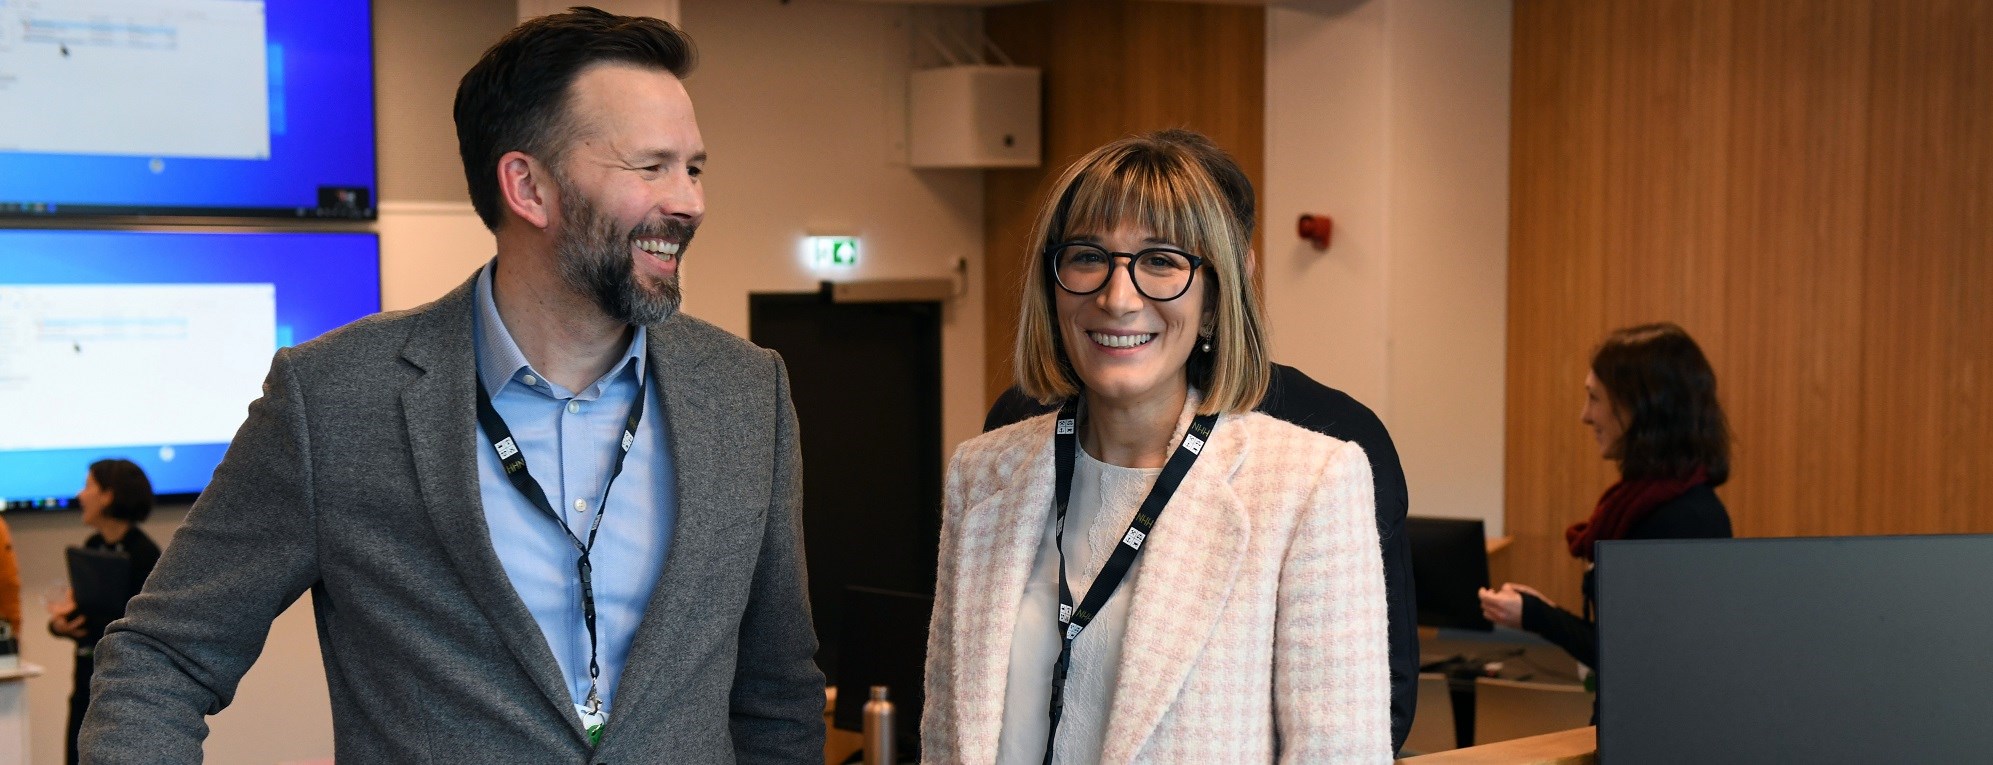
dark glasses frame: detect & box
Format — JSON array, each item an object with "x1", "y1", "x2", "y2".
[{"x1": 1042, "y1": 241, "x2": 1207, "y2": 302}]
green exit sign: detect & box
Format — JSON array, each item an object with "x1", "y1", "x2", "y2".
[{"x1": 809, "y1": 236, "x2": 860, "y2": 268}]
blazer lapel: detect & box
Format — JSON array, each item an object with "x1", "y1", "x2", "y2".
[
  {"x1": 597, "y1": 313, "x2": 728, "y2": 733},
  {"x1": 951, "y1": 429, "x2": 1057, "y2": 763},
  {"x1": 1099, "y1": 408, "x2": 1252, "y2": 765},
  {"x1": 399, "y1": 276, "x2": 581, "y2": 733}
]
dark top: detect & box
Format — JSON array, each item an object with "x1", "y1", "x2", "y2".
[
  {"x1": 984, "y1": 363, "x2": 1419, "y2": 753},
  {"x1": 66, "y1": 527, "x2": 161, "y2": 648},
  {"x1": 1520, "y1": 484, "x2": 1732, "y2": 670}
]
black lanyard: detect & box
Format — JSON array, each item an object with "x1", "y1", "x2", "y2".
[
  {"x1": 473, "y1": 373, "x2": 645, "y2": 719},
  {"x1": 1043, "y1": 397, "x2": 1218, "y2": 765}
]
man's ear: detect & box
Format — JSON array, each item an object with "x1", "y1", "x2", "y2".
[{"x1": 497, "y1": 150, "x2": 555, "y2": 230}]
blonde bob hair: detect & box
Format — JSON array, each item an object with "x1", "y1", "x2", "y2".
[{"x1": 1013, "y1": 130, "x2": 1270, "y2": 415}]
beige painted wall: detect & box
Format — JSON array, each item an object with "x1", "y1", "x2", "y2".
[
  {"x1": 676, "y1": 0, "x2": 986, "y2": 455},
  {"x1": 1264, "y1": 0, "x2": 1511, "y2": 533},
  {"x1": 378, "y1": 199, "x2": 497, "y2": 310},
  {"x1": 376, "y1": 0, "x2": 521, "y2": 204}
]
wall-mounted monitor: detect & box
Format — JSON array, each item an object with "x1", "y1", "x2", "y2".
[
  {"x1": 0, "y1": 1, "x2": 376, "y2": 220},
  {"x1": 0, "y1": 227, "x2": 381, "y2": 510}
]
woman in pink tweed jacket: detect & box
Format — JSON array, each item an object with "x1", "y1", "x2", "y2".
[{"x1": 923, "y1": 131, "x2": 1391, "y2": 764}]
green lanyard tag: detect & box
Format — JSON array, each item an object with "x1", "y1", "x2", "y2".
[{"x1": 577, "y1": 702, "x2": 608, "y2": 747}]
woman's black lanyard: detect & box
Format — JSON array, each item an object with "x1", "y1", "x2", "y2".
[
  {"x1": 472, "y1": 375, "x2": 645, "y2": 740},
  {"x1": 1043, "y1": 397, "x2": 1218, "y2": 765}
]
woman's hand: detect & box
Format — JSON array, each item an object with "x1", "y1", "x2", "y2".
[
  {"x1": 46, "y1": 589, "x2": 86, "y2": 640},
  {"x1": 50, "y1": 612, "x2": 86, "y2": 639},
  {"x1": 1477, "y1": 582, "x2": 1554, "y2": 629}
]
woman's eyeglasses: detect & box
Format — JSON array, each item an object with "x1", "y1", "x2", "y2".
[{"x1": 1045, "y1": 242, "x2": 1205, "y2": 301}]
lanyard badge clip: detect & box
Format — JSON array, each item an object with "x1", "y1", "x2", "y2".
[{"x1": 579, "y1": 686, "x2": 608, "y2": 746}]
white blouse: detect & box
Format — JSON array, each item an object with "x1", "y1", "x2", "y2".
[{"x1": 994, "y1": 448, "x2": 1161, "y2": 765}]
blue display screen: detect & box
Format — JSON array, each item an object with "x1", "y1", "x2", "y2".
[
  {"x1": 0, "y1": 228, "x2": 381, "y2": 509},
  {"x1": 0, "y1": 1, "x2": 376, "y2": 219}
]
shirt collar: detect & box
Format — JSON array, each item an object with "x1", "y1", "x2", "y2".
[{"x1": 472, "y1": 259, "x2": 649, "y2": 399}]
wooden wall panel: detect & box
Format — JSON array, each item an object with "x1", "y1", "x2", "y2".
[
  {"x1": 983, "y1": 2, "x2": 1264, "y2": 402},
  {"x1": 1856, "y1": 0, "x2": 1993, "y2": 536},
  {"x1": 1509, "y1": 0, "x2": 1993, "y2": 606}
]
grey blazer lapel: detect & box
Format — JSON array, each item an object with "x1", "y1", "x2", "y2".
[
  {"x1": 399, "y1": 275, "x2": 583, "y2": 735},
  {"x1": 600, "y1": 314, "x2": 736, "y2": 731}
]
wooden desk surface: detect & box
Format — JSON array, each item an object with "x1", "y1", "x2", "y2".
[{"x1": 1396, "y1": 726, "x2": 1595, "y2": 765}]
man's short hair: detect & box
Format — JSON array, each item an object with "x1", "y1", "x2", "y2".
[
  {"x1": 454, "y1": 6, "x2": 696, "y2": 231},
  {"x1": 1013, "y1": 130, "x2": 1271, "y2": 415}
]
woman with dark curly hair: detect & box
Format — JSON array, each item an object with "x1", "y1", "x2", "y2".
[{"x1": 1478, "y1": 323, "x2": 1734, "y2": 677}]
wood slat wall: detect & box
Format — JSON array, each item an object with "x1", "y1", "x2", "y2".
[
  {"x1": 1507, "y1": 0, "x2": 1993, "y2": 606},
  {"x1": 983, "y1": 1, "x2": 1265, "y2": 402}
]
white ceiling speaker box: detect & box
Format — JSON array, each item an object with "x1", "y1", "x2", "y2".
[{"x1": 909, "y1": 65, "x2": 1041, "y2": 169}]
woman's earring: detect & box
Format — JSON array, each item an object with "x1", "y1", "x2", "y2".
[{"x1": 1200, "y1": 335, "x2": 1213, "y2": 353}]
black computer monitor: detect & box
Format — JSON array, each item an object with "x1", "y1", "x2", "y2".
[
  {"x1": 833, "y1": 586, "x2": 932, "y2": 759},
  {"x1": 1596, "y1": 535, "x2": 1993, "y2": 763},
  {"x1": 1406, "y1": 516, "x2": 1494, "y2": 631}
]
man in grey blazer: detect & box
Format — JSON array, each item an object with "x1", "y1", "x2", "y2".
[{"x1": 80, "y1": 9, "x2": 825, "y2": 763}]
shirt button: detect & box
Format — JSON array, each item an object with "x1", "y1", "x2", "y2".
[
  {"x1": 568, "y1": 401, "x2": 581, "y2": 414},
  {"x1": 522, "y1": 374, "x2": 538, "y2": 386},
  {"x1": 573, "y1": 498, "x2": 587, "y2": 513}
]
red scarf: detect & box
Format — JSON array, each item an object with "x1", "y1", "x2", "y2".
[{"x1": 1565, "y1": 467, "x2": 1707, "y2": 561}]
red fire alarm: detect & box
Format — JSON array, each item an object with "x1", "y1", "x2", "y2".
[{"x1": 1298, "y1": 214, "x2": 1333, "y2": 250}]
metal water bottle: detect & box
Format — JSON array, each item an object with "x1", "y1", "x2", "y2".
[{"x1": 862, "y1": 685, "x2": 896, "y2": 765}]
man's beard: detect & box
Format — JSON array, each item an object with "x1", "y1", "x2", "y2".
[{"x1": 552, "y1": 175, "x2": 694, "y2": 327}]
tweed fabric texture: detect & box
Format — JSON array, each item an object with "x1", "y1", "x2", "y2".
[{"x1": 924, "y1": 396, "x2": 1391, "y2": 764}]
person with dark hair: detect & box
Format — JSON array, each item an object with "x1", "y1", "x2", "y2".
[
  {"x1": 982, "y1": 129, "x2": 1420, "y2": 754},
  {"x1": 83, "y1": 8, "x2": 823, "y2": 763},
  {"x1": 48, "y1": 459, "x2": 161, "y2": 765},
  {"x1": 1478, "y1": 323, "x2": 1733, "y2": 682},
  {"x1": 924, "y1": 130, "x2": 1390, "y2": 762}
]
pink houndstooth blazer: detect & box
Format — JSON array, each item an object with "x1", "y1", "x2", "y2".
[{"x1": 922, "y1": 399, "x2": 1392, "y2": 764}]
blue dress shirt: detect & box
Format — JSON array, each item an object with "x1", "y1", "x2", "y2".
[{"x1": 470, "y1": 262, "x2": 677, "y2": 716}]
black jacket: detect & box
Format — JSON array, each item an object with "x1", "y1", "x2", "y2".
[
  {"x1": 984, "y1": 363, "x2": 1419, "y2": 753},
  {"x1": 1519, "y1": 484, "x2": 1732, "y2": 670}
]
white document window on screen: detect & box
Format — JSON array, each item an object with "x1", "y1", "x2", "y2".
[
  {"x1": 0, "y1": 283, "x2": 276, "y2": 451},
  {"x1": 0, "y1": 0, "x2": 273, "y2": 160}
]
